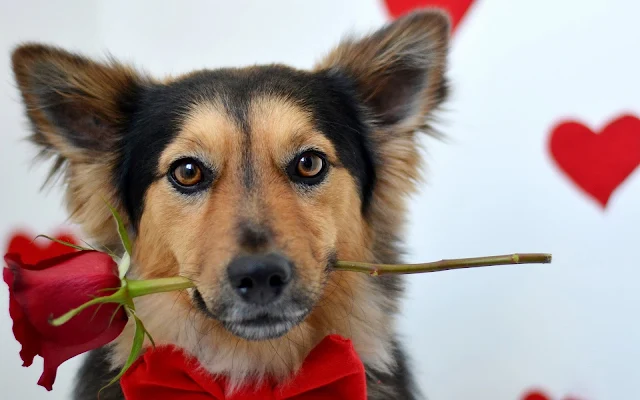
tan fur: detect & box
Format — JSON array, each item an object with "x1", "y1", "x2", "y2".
[{"x1": 109, "y1": 96, "x2": 395, "y2": 386}]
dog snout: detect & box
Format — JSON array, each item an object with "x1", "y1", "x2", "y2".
[{"x1": 227, "y1": 253, "x2": 293, "y2": 305}]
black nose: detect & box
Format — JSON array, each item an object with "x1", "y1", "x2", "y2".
[{"x1": 227, "y1": 254, "x2": 293, "y2": 305}]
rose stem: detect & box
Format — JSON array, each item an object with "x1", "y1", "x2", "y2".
[
  {"x1": 333, "y1": 253, "x2": 552, "y2": 276},
  {"x1": 127, "y1": 277, "x2": 195, "y2": 298}
]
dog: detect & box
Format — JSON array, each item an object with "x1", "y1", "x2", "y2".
[{"x1": 10, "y1": 9, "x2": 450, "y2": 399}]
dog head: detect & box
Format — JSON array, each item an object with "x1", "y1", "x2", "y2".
[{"x1": 11, "y1": 10, "x2": 449, "y2": 344}]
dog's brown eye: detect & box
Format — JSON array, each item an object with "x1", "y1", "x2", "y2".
[
  {"x1": 296, "y1": 152, "x2": 324, "y2": 178},
  {"x1": 171, "y1": 159, "x2": 203, "y2": 187},
  {"x1": 287, "y1": 151, "x2": 328, "y2": 186},
  {"x1": 168, "y1": 158, "x2": 214, "y2": 195}
]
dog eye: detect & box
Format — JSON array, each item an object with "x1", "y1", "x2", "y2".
[
  {"x1": 297, "y1": 153, "x2": 324, "y2": 177},
  {"x1": 168, "y1": 158, "x2": 211, "y2": 193},
  {"x1": 288, "y1": 151, "x2": 328, "y2": 185}
]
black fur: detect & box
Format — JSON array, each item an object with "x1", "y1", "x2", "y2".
[
  {"x1": 366, "y1": 340, "x2": 423, "y2": 400},
  {"x1": 116, "y1": 66, "x2": 376, "y2": 227},
  {"x1": 73, "y1": 348, "x2": 123, "y2": 400}
]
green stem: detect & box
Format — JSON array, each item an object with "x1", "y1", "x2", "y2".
[
  {"x1": 334, "y1": 253, "x2": 552, "y2": 276},
  {"x1": 50, "y1": 287, "x2": 127, "y2": 326},
  {"x1": 127, "y1": 277, "x2": 195, "y2": 298}
]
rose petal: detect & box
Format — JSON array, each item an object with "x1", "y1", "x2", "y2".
[
  {"x1": 37, "y1": 307, "x2": 127, "y2": 391},
  {"x1": 3, "y1": 261, "x2": 42, "y2": 367}
]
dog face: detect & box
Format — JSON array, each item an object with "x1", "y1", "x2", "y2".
[
  {"x1": 132, "y1": 69, "x2": 376, "y2": 340},
  {"x1": 11, "y1": 10, "x2": 449, "y2": 348}
]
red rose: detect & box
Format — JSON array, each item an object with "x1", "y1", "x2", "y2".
[
  {"x1": 6, "y1": 231, "x2": 79, "y2": 264},
  {"x1": 3, "y1": 251, "x2": 128, "y2": 391}
]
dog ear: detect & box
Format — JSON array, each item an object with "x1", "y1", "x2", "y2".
[
  {"x1": 11, "y1": 44, "x2": 148, "y2": 245},
  {"x1": 11, "y1": 43, "x2": 146, "y2": 168},
  {"x1": 314, "y1": 9, "x2": 450, "y2": 134}
]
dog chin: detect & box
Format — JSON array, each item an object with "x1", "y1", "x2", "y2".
[
  {"x1": 192, "y1": 289, "x2": 310, "y2": 341},
  {"x1": 222, "y1": 315, "x2": 301, "y2": 341}
]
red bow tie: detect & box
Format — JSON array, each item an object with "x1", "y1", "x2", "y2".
[{"x1": 120, "y1": 335, "x2": 367, "y2": 400}]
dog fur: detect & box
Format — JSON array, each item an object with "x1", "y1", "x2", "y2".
[{"x1": 11, "y1": 9, "x2": 450, "y2": 400}]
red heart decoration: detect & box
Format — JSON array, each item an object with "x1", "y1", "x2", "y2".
[
  {"x1": 523, "y1": 391, "x2": 551, "y2": 400},
  {"x1": 5, "y1": 230, "x2": 79, "y2": 265},
  {"x1": 522, "y1": 389, "x2": 584, "y2": 400},
  {"x1": 381, "y1": 0, "x2": 477, "y2": 32},
  {"x1": 548, "y1": 114, "x2": 640, "y2": 208}
]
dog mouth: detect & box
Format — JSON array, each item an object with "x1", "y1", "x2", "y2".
[
  {"x1": 192, "y1": 289, "x2": 310, "y2": 341},
  {"x1": 220, "y1": 312, "x2": 308, "y2": 341}
]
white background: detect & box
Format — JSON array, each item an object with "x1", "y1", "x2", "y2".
[{"x1": 1, "y1": 1, "x2": 639, "y2": 399}]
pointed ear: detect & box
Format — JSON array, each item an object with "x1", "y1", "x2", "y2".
[
  {"x1": 11, "y1": 43, "x2": 146, "y2": 166},
  {"x1": 314, "y1": 9, "x2": 450, "y2": 133},
  {"x1": 11, "y1": 44, "x2": 148, "y2": 246}
]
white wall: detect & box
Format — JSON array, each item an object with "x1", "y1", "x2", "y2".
[{"x1": 1, "y1": 1, "x2": 639, "y2": 399}]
